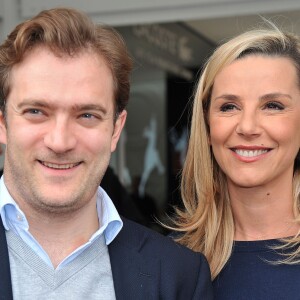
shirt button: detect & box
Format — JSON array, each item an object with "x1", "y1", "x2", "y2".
[{"x1": 16, "y1": 214, "x2": 23, "y2": 222}]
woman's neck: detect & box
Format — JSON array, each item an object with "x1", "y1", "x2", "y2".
[{"x1": 228, "y1": 178, "x2": 298, "y2": 241}]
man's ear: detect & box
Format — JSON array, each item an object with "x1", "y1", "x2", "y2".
[
  {"x1": 111, "y1": 110, "x2": 127, "y2": 152},
  {"x1": 0, "y1": 111, "x2": 7, "y2": 145}
]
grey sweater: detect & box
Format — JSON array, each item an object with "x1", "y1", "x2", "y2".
[{"x1": 6, "y1": 229, "x2": 116, "y2": 299}]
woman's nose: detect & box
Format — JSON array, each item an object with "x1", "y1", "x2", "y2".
[{"x1": 235, "y1": 110, "x2": 262, "y2": 137}]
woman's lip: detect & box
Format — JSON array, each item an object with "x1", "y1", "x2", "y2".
[
  {"x1": 232, "y1": 148, "x2": 270, "y2": 158},
  {"x1": 230, "y1": 145, "x2": 271, "y2": 150}
]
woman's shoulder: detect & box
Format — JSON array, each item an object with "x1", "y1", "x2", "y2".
[{"x1": 213, "y1": 239, "x2": 300, "y2": 300}]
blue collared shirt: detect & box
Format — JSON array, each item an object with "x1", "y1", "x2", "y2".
[{"x1": 0, "y1": 176, "x2": 123, "y2": 270}]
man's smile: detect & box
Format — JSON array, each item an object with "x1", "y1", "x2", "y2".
[{"x1": 39, "y1": 161, "x2": 82, "y2": 170}]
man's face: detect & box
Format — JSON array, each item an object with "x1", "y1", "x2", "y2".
[{"x1": 0, "y1": 46, "x2": 126, "y2": 216}]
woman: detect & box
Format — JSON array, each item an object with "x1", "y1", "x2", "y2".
[{"x1": 173, "y1": 25, "x2": 300, "y2": 299}]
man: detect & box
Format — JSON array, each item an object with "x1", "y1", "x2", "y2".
[{"x1": 0, "y1": 7, "x2": 212, "y2": 299}]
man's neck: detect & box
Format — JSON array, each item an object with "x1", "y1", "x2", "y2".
[{"x1": 24, "y1": 200, "x2": 99, "y2": 268}]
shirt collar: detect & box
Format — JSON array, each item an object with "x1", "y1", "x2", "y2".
[
  {"x1": 0, "y1": 176, "x2": 123, "y2": 244},
  {"x1": 95, "y1": 186, "x2": 123, "y2": 245},
  {"x1": 0, "y1": 176, "x2": 28, "y2": 230}
]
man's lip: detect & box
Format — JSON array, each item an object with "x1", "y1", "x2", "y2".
[{"x1": 38, "y1": 160, "x2": 82, "y2": 169}]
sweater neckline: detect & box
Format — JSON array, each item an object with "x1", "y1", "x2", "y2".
[{"x1": 232, "y1": 238, "x2": 288, "y2": 252}]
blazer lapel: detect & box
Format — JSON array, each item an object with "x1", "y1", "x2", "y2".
[
  {"x1": 108, "y1": 219, "x2": 159, "y2": 300},
  {"x1": 0, "y1": 218, "x2": 13, "y2": 300}
]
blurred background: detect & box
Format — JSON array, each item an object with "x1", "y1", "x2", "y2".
[{"x1": 1, "y1": 0, "x2": 299, "y2": 232}]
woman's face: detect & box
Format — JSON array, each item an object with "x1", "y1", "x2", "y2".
[{"x1": 209, "y1": 55, "x2": 300, "y2": 190}]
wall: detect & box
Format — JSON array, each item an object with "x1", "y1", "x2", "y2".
[{"x1": 2, "y1": 0, "x2": 300, "y2": 40}]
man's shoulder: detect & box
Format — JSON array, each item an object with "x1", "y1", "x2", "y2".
[
  {"x1": 117, "y1": 218, "x2": 206, "y2": 262},
  {"x1": 109, "y1": 218, "x2": 213, "y2": 299},
  {"x1": 120, "y1": 217, "x2": 183, "y2": 248}
]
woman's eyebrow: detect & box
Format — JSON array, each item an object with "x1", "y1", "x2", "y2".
[
  {"x1": 259, "y1": 93, "x2": 292, "y2": 101},
  {"x1": 213, "y1": 94, "x2": 240, "y2": 102}
]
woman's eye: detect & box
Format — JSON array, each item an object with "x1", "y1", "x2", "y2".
[
  {"x1": 264, "y1": 101, "x2": 284, "y2": 110},
  {"x1": 220, "y1": 103, "x2": 238, "y2": 112}
]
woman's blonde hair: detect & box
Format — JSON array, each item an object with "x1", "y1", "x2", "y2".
[{"x1": 173, "y1": 26, "x2": 300, "y2": 279}]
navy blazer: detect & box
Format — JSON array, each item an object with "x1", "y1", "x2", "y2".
[{"x1": 0, "y1": 218, "x2": 213, "y2": 299}]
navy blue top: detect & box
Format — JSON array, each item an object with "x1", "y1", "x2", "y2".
[{"x1": 213, "y1": 239, "x2": 300, "y2": 300}]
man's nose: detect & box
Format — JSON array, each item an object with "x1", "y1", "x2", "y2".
[{"x1": 44, "y1": 118, "x2": 76, "y2": 153}]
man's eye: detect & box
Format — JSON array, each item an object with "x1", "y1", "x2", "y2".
[
  {"x1": 264, "y1": 101, "x2": 284, "y2": 110},
  {"x1": 27, "y1": 109, "x2": 42, "y2": 114},
  {"x1": 81, "y1": 113, "x2": 94, "y2": 119},
  {"x1": 220, "y1": 103, "x2": 238, "y2": 112}
]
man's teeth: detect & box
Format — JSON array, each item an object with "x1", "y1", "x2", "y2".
[
  {"x1": 235, "y1": 149, "x2": 268, "y2": 157},
  {"x1": 42, "y1": 162, "x2": 79, "y2": 169}
]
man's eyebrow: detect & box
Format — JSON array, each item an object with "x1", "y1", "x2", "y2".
[
  {"x1": 71, "y1": 104, "x2": 108, "y2": 114},
  {"x1": 16, "y1": 100, "x2": 50, "y2": 109},
  {"x1": 16, "y1": 100, "x2": 109, "y2": 114}
]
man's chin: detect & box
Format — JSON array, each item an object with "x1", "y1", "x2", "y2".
[{"x1": 28, "y1": 196, "x2": 85, "y2": 216}]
